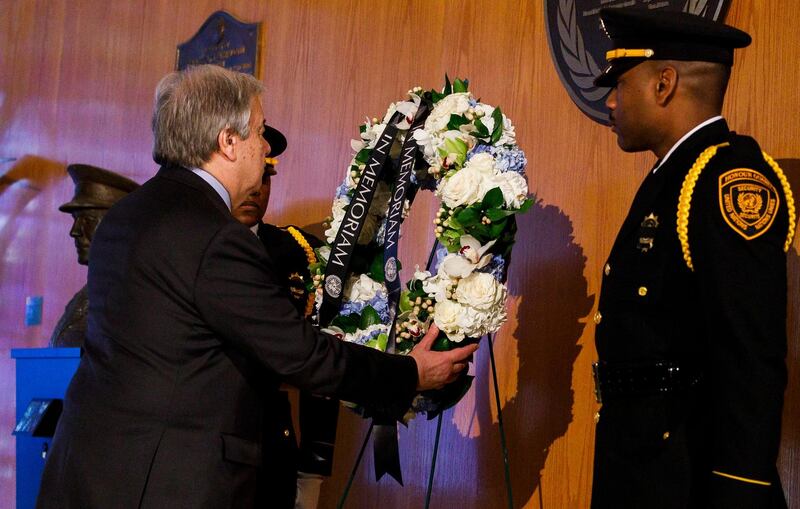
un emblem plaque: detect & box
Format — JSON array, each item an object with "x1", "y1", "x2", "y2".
[{"x1": 544, "y1": 0, "x2": 732, "y2": 125}]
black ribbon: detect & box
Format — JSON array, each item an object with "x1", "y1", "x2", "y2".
[
  {"x1": 319, "y1": 111, "x2": 404, "y2": 327},
  {"x1": 372, "y1": 100, "x2": 431, "y2": 485},
  {"x1": 382, "y1": 99, "x2": 431, "y2": 351}
]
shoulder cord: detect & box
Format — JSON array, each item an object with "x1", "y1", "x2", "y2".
[
  {"x1": 286, "y1": 226, "x2": 318, "y2": 317},
  {"x1": 676, "y1": 143, "x2": 797, "y2": 271}
]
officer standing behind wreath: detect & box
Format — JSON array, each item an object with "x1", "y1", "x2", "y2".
[
  {"x1": 590, "y1": 8, "x2": 795, "y2": 509},
  {"x1": 36, "y1": 64, "x2": 477, "y2": 508},
  {"x1": 231, "y1": 132, "x2": 339, "y2": 509}
]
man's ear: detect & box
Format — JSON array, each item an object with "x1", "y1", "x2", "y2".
[
  {"x1": 217, "y1": 128, "x2": 238, "y2": 162},
  {"x1": 655, "y1": 66, "x2": 678, "y2": 106}
]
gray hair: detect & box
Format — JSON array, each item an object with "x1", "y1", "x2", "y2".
[{"x1": 152, "y1": 64, "x2": 264, "y2": 167}]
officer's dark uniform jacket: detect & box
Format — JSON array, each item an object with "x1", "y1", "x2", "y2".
[
  {"x1": 592, "y1": 118, "x2": 792, "y2": 508},
  {"x1": 254, "y1": 223, "x2": 340, "y2": 509}
]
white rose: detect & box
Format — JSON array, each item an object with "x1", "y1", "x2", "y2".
[
  {"x1": 433, "y1": 299, "x2": 466, "y2": 342},
  {"x1": 464, "y1": 152, "x2": 497, "y2": 176},
  {"x1": 454, "y1": 272, "x2": 506, "y2": 311},
  {"x1": 424, "y1": 93, "x2": 472, "y2": 132},
  {"x1": 438, "y1": 165, "x2": 492, "y2": 208},
  {"x1": 345, "y1": 274, "x2": 385, "y2": 303},
  {"x1": 491, "y1": 171, "x2": 528, "y2": 209}
]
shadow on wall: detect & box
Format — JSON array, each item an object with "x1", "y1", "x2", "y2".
[
  {"x1": 432, "y1": 201, "x2": 594, "y2": 507},
  {"x1": 776, "y1": 159, "x2": 800, "y2": 502}
]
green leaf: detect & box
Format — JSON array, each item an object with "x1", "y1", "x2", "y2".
[
  {"x1": 431, "y1": 90, "x2": 445, "y2": 103},
  {"x1": 359, "y1": 306, "x2": 381, "y2": 329},
  {"x1": 331, "y1": 314, "x2": 360, "y2": 334},
  {"x1": 517, "y1": 197, "x2": 534, "y2": 214},
  {"x1": 369, "y1": 254, "x2": 385, "y2": 282},
  {"x1": 453, "y1": 78, "x2": 468, "y2": 93},
  {"x1": 456, "y1": 207, "x2": 480, "y2": 226},
  {"x1": 481, "y1": 187, "x2": 504, "y2": 209},
  {"x1": 366, "y1": 333, "x2": 389, "y2": 352},
  {"x1": 473, "y1": 117, "x2": 490, "y2": 138},
  {"x1": 359, "y1": 124, "x2": 367, "y2": 134},
  {"x1": 355, "y1": 148, "x2": 371, "y2": 164},
  {"x1": 446, "y1": 114, "x2": 470, "y2": 131},
  {"x1": 485, "y1": 208, "x2": 516, "y2": 221},
  {"x1": 444, "y1": 74, "x2": 452, "y2": 95},
  {"x1": 432, "y1": 334, "x2": 452, "y2": 352},
  {"x1": 489, "y1": 218, "x2": 508, "y2": 237},
  {"x1": 490, "y1": 107, "x2": 504, "y2": 144},
  {"x1": 399, "y1": 292, "x2": 413, "y2": 312}
]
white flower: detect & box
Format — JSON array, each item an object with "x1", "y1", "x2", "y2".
[
  {"x1": 345, "y1": 274, "x2": 385, "y2": 303},
  {"x1": 317, "y1": 246, "x2": 330, "y2": 263},
  {"x1": 433, "y1": 299, "x2": 466, "y2": 342},
  {"x1": 438, "y1": 164, "x2": 493, "y2": 208},
  {"x1": 490, "y1": 171, "x2": 528, "y2": 209},
  {"x1": 413, "y1": 268, "x2": 432, "y2": 281},
  {"x1": 454, "y1": 272, "x2": 506, "y2": 311},
  {"x1": 321, "y1": 326, "x2": 345, "y2": 340},
  {"x1": 394, "y1": 97, "x2": 420, "y2": 129},
  {"x1": 425, "y1": 93, "x2": 472, "y2": 132},
  {"x1": 464, "y1": 152, "x2": 497, "y2": 175},
  {"x1": 497, "y1": 116, "x2": 516, "y2": 146},
  {"x1": 362, "y1": 123, "x2": 387, "y2": 149},
  {"x1": 325, "y1": 196, "x2": 351, "y2": 243},
  {"x1": 345, "y1": 324, "x2": 390, "y2": 346},
  {"x1": 439, "y1": 235, "x2": 496, "y2": 278},
  {"x1": 422, "y1": 272, "x2": 453, "y2": 302}
]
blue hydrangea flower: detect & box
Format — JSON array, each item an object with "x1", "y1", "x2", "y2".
[{"x1": 490, "y1": 146, "x2": 527, "y2": 175}]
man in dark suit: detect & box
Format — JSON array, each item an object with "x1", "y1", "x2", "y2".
[
  {"x1": 36, "y1": 64, "x2": 476, "y2": 508},
  {"x1": 590, "y1": 8, "x2": 795, "y2": 508},
  {"x1": 232, "y1": 148, "x2": 339, "y2": 509}
]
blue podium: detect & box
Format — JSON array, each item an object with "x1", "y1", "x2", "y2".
[{"x1": 12, "y1": 348, "x2": 80, "y2": 509}]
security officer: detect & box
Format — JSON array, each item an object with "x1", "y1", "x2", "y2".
[
  {"x1": 50, "y1": 164, "x2": 139, "y2": 347},
  {"x1": 590, "y1": 8, "x2": 795, "y2": 508},
  {"x1": 232, "y1": 127, "x2": 339, "y2": 509}
]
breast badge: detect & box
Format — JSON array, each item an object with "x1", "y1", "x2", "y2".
[
  {"x1": 719, "y1": 169, "x2": 779, "y2": 240},
  {"x1": 637, "y1": 213, "x2": 659, "y2": 253}
]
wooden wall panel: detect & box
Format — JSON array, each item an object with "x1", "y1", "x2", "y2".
[{"x1": 0, "y1": 1, "x2": 798, "y2": 507}]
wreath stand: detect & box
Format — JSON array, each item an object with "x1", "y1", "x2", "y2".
[{"x1": 335, "y1": 244, "x2": 515, "y2": 509}]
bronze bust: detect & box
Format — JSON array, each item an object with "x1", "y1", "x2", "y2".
[{"x1": 49, "y1": 164, "x2": 138, "y2": 347}]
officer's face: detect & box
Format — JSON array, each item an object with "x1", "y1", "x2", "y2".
[
  {"x1": 605, "y1": 64, "x2": 660, "y2": 153},
  {"x1": 69, "y1": 208, "x2": 105, "y2": 265},
  {"x1": 232, "y1": 171, "x2": 272, "y2": 228}
]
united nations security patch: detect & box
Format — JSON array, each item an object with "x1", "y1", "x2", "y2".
[{"x1": 719, "y1": 169, "x2": 780, "y2": 240}]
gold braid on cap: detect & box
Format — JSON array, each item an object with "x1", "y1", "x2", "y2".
[
  {"x1": 677, "y1": 143, "x2": 730, "y2": 271},
  {"x1": 677, "y1": 143, "x2": 797, "y2": 271},
  {"x1": 761, "y1": 151, "x2": 797, "y2": 252},
  {"x1": 286, "y1": 226, "x2": 318, "y2": 317}
]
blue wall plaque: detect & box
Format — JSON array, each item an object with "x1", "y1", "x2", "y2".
[{"x1": 176, "y1": 11, "x2": 262, "y2": 77}]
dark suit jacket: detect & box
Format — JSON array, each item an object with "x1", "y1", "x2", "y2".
[
  {"x1": 36, "y1": 165, "x2": 417, "y2": 509},
  {"x1": 592, "y1": 120, "x2": 789, "y2": 508}
]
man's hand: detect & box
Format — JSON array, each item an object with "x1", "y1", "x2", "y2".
[{"x1": 409, "y1": 324, "x2": 479, "y2": 391}]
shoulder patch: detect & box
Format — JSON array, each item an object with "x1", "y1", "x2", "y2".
[{"x1": 719, "y1": 168, "x2": 780, "y2": 240}]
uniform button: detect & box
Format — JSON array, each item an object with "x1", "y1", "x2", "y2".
[
  {"x1": 594, "y1": 412, "x2": 601, "y2": 423},
  {"x1": 638, "y1": 286, "x2": 648, "y2": 297},
  {"x1": 283, "y1": 429, "x2": 291, "y2": 437},
  {"x1": 604, "y1": 263, "x2": 611, "y2": 276},
  {"x1": 662, "y1": 431, "x2": 670, "y2": 440},
  {"x1": 593, "y1": 311, "x2": 602, "y2": 324}
]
